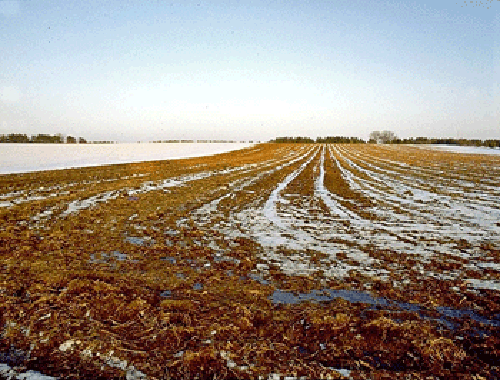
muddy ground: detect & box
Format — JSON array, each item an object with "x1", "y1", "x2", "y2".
[{"x1": 1, "y1": 143, "x2": 499, "y2": 379}]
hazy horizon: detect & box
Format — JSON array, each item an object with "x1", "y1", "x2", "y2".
[{"x1": 1, "y1": 0, "x2": 499, "y2": 143}]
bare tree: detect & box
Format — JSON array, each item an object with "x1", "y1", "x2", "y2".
[
  {"x1": 369, "y1": 131, "x2": 381, "y2": 143},
  {"x1": 369, "y1": 130, "x2": 397, "y2": 144}
]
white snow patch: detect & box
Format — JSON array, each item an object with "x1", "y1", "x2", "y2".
[
  {"x1": 0, "y1": 143, "x2": 255, "y2": 174},
  {"x1": 416, "y1": 144, "x2": 500, "y2": 156}
]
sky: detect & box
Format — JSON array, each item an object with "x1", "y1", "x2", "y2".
[{"x1": 1, "y1": 0, "x2": 499, "y2": 142}]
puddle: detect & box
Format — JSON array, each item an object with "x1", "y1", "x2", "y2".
[
  {"x1": 269, "y1": 288, "x2": 500, "y2": 331},
  {"x1": 214, "y1": 255, "x2": 241, "y2": 265},
  {"x1": 164, "y1": 229, "x2": 179, "y2": 236},
  {"x1": 160, "y1": 290, "x2": 172, "y2": 297},
  {"x1": 160, "y1": 256, "x2": 177, "y2": 264},
  {"x1": 248, "y1": 273, "x2": 270, "y2": 285},
  {"x1": 125, "y1": 236, "x2": 155, "y2": 246},
  {"x1": 1, "y1": 346, "x2": 61, "y2": 379},
  {"x1": 111, "y1": 251, "x2": 129, "y2": 261},
  {"x1": 0, "y1": 364, "x2": 58, "y2": 380},
  {"x1": 90, "y1": 251, "x2": 131, "y2": 263},
  {"x1": 435, "y1": 306, "x2": 500, "y2": 327},
  {"x1": 0, "y1": 346, "x2": 28, "y2": 367},
  {"x1": 270, "y1": 289, "x2": 389, "y2": 306},
  {"x1": 329, "y1": 368, "x2": 352, "y2": 378}
]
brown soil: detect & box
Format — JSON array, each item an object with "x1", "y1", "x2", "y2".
[{"x1": 0, "y1": 143, "x2": 499, "y2": 379}]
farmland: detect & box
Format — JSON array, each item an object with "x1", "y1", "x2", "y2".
[{"x1": 1, "y1": 143, "x2": 499, "y2": 379}]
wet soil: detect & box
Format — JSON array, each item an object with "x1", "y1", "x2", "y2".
[{"x1": 0, "y1": 143, "x2": 499, "y2": 379}]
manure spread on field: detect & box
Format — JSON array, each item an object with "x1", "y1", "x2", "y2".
[{"x1": 1, "y1": 143, "x2": 499, "y2": 379}]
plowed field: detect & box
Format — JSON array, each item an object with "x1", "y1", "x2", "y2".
[{"x1": 1, "y1": 143, "x2": 499, "y2": 379}]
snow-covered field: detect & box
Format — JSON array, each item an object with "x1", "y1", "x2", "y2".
[
  {"x1": 0, "y1": 143, "x2": 253, "y2": 174},
  {"x1": 414, "y1": 144, "x2": 500, "y2": 155}
]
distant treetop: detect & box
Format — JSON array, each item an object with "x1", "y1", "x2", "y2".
[
  {"x1": 270, "y1": 136, "x2": 365, "y2": 143},
  {"x1": 0, "y1": 133, "x2": 92, "y2": 144}
]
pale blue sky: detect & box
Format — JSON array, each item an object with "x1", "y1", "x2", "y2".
[{"x1": 1, "y1": 0, "x2": 499, "y2": 142}]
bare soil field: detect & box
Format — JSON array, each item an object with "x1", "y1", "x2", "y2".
[{"x1": 1, "y1": 143, "x2": 499, "y2": 379}]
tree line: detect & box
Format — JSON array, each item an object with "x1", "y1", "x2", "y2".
[
  {"x1": 316, "y1": 136, "x2": 365, "y2": 144},
  {"x1": 388, "y1": 136, "x2": 500, "y2": 148},
  {"x1": 0, "y1": 133, "x2": 96, "y2": 144},
  {"x1": 148, "y1": 139, "x2": 256, "y2": 143},
  {"x1": 271, "y1": 136, "x2": 364, "y2": 144},
  {"x1": 271, "y1": 133, "x2": 500, "y2": 148},
  {"x1": 368, "y1": 131, "x2": 500, "y2": 147}
]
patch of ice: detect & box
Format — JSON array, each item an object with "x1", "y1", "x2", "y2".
[
  {"x1": 263, "y1": 146, "x2": 320, "y2": 228},
  {"x1": 466, "y1": 278, "x2": 500, "y2": 291},
  {"x1": 0, "y1": 364, "x2": 57, "y2": 380},
  {"x1": 476, "y1": 262, "x2": 500, "y2": 271}
]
